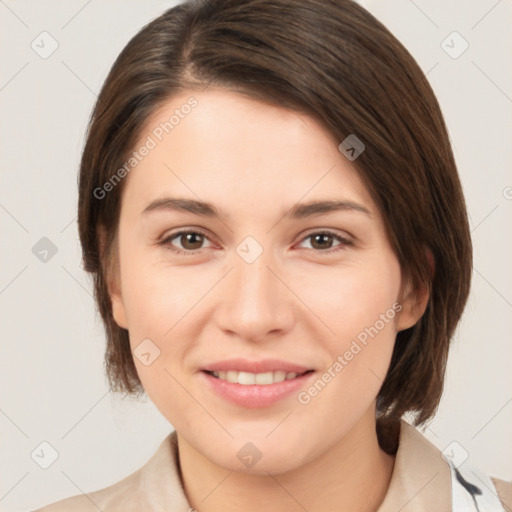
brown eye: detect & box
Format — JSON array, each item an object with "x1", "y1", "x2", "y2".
[
  {"x1": 310, "y1": 233, "x2": 336, "y2": 250},
  {"x1": 298, "y1": 230, "x2": 353, "y2": 254},
  {"x1": 161, "y1": 230, "x2": 212, "y2": 255},
  {"x1": 178, "y1": 232, "x2": 204, "y2": 250}
]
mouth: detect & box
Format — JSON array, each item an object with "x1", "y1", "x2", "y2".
[
  {"x1": 199, "y1": 358, "x2": 316, "y2": 407},
  {"x1": 203, "y1": 369, "x2": 315, "y2": 386}
]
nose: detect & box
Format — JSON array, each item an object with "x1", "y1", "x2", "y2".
[{"x1": 213, "y1": 247, "x2": 296, "y2": 342}]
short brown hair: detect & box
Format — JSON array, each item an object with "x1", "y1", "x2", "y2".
[{"x1": 78, "y1": 0, "x2": 472, "y2": 449}]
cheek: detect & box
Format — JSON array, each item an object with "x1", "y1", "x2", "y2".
[
  {"x1": 339, "y1": 264, "x2": 401, "y2": 364},
  {"x1": 117, "y1": 257, "x2": 202, "y2": 421},
  {"x1": 119, "y1": 245, "x2": 208, "y2": 338},
  {"x1": 116, "y1": 242, "x2": 221, "y2": 399},
  {"x1": 295, "y1": 258, "x2": 401, "y2": 405},
  {"x1": 296, "y1": 256, "x2": 401, "y2": 341}
]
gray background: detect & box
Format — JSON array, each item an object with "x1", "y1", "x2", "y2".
[{"x1": 1, "y1": 0, "x2": 511, "y2": 510}]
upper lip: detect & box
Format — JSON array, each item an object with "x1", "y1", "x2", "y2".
[{"x1": 202, "y1": 358, "x2": 314, "y2": 374}]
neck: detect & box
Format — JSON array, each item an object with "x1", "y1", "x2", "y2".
[{"x1": 177, "y1": 409, "x2": 396, "y2": 512}]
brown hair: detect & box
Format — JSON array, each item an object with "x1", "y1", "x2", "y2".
[{"x1": 78, "y1": 0, "x2": 472, "y2": 451}]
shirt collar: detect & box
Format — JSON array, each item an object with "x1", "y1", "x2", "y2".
[{"x1": 377, "y1": 420, "x2": 451, "y2": 511}]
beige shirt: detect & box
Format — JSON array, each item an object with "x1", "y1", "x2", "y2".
[{"x1": 34, "y1": 420, "x2": 512, "y2": 511}]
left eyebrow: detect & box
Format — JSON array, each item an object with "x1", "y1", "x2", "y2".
[
  {"x1": 287, "y1": 199, "x2": 371, "y2": 218},
  {"x1": 141, "y1": 197, "x2": 371, "y2": 220}
]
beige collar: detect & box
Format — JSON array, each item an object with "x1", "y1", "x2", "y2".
[{"x1": 376, "y1": 420, "x2": 452, "y2": 511}]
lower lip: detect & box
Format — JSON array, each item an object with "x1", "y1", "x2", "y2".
[{"x1": 200, "y1": 370, "x2": 315, "y2": 408}]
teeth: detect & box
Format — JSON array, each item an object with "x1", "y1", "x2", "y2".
[
  {"x1": 255, "y1": 372, "x2": 274, "y2": 385},
  {"x1": 238, "y1": 371, "x2": 256, "y2": 385},
  {"x1": 210, "y1": 369, "x2": 304, "y2": 385}
]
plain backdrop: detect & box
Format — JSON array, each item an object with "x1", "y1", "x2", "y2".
[{"x1": 1, "y1": 1, "x2": 511, "y2": 510}]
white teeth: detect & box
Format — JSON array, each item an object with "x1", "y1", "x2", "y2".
[
  {"x1": 273, "y1": 370, "x2": 287, "y2": 383},
  {"x1": 255, "y1": 371, "x2": 273, "y2": 385},
  {"x1": 226, "y1": 370, "x2": 238, "y2": 383},
  {"x1": 238, "y1": 371, "x2": 256, "y2": 385},
  {"x1": 210, "y1": 369, "x2": 305, "y2": 385}
]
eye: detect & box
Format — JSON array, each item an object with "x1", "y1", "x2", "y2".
[
  {"x1": 297, "y1": 230, "x2": 353, "y2": 254},
  {"x1": 160, "y1": 229, "x2": 213, "y2": 255}
]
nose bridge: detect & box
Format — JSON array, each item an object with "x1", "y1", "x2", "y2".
[
  {"x1": 216, "y1": 237, "x2": 293, "y2": 338},
  {"x1": 236, "y1": 248, "x2": 274, "y2": 301},
  {"x1": 233, "y1": 232, "x2": 276, "y2": 295}
]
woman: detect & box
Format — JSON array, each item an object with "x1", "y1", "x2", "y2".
[{"x1": 34, "y1": 0, "x2": 511, "y2": 510}]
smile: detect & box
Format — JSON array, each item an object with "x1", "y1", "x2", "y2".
[{"x1": 205, "y1": 369, "x2": 312, "y2": 385}]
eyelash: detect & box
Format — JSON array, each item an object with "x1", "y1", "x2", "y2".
[{"x1": 159, "y1": 229, "x2": 353, "y2": 256}]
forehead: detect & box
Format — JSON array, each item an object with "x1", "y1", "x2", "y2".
[{"x1": 120, "y1": 88, "x2": 375, "y2": 222}]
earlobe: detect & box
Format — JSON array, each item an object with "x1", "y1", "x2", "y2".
[
  {"x1": 396, "y1": 283, "x2": 430, "y2": 332},
  {"x1": 109, "y1": 267, "x2": 128, "y2": 329},
  {"x1": 397, "y1": 249, "x2": 434, "y2": 332},
  {"x1": 111, "y1": 289, "x2": 129, "y2": 330},
  {"x1": 97, "y1": 224, "x2": 128, "y2": 330}
]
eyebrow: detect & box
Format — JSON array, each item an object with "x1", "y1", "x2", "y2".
[{"x1": 141, "y1": 197, "x2": 371, "y2": 219}]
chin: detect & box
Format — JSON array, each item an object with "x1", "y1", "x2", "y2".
[
  {"x1": 215, "y1": 446, "x2": 304, "y2": 475},
  {"x1": 202, "y1": 426, "x2": 315, "y2": 475}
]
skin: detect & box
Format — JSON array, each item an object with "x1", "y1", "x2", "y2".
[{"x1": 106, "y1": 88, "x2": 428, "y2": 512}]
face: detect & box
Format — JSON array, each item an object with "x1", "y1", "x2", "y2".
[{"x1": 107, "y1": 88, "x2": 421, "y2": 474}]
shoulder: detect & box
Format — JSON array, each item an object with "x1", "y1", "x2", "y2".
[
  {"x1": 31, "y1": 431, "x2": 190, "y2": 512},
  {"x1": 493, "y1": 477, "x2": 512, "y2": 510},
  {"x1": 31, "y1": 460, "x2": 148, "y2": 512},
  {"x1": 400, "y1": 421, "x2": 512, "y2": 510},
  {"x1": 377, "y1": 420, "x2": 511, "y2": 512}
]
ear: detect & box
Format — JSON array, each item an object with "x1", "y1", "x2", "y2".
[
  {"x1": 97, "y1": 224, "x2": 128, "y2": 329},
  {"x1": 396, "y1": 248, "x2": 434, "y2": 332}
]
